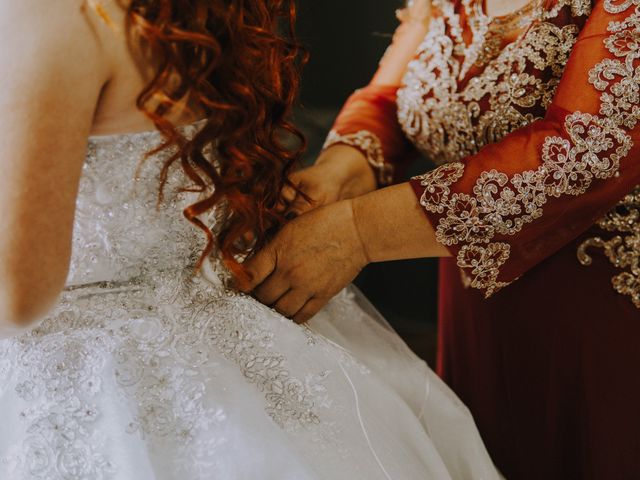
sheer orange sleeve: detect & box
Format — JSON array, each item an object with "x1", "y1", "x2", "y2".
[
  {"x1": 410, "y1": 0, "x2": 640, "y2": 296},
  {"x1": 323, "y1": 1, "x2": 431, "y2": 185}
]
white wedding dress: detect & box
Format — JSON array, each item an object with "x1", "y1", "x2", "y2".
[{"x1": 0, "y1": 124, "x2": 502, "y2": 480}]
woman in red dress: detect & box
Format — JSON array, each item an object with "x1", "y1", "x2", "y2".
[{"x1": 244, "y1": 0, "x2": 640, "y2": 478}]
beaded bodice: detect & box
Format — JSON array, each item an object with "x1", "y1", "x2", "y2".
[{"x1": 67, "y1": 124, "x2": 207, "y2": 287}]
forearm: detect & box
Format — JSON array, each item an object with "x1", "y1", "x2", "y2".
[
  {"x1": 0, "y1": 272, "x2": 64, "y2": 336},
  {"x1": 351, "y1": 182, "x2": 450, "y2": 262},
  {"x1": 0, "y1": 211, "x2": 72, "y2": 331}
]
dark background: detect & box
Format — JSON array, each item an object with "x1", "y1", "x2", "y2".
[{"x1": 295, "y1": 0, "x2": 439, "y2": 363}]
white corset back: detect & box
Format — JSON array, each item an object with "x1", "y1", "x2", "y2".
[{"x1": 67, "y1": 124, "x2": 207, "y2": 287}]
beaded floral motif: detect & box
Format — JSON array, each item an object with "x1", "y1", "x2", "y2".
[
  {"x1": 578, "y1": 187, "x2": 640, "y2": 307},
  {"x1": 1, "y1": 272, "x2": 341, "y2": 479},
  {"x1": 397, "y1": 1, "x2": 584, "y2": 166},
  {"x1": 0, "y1": 128, "x2": 341, "y2": 479},
  {"x1": 548, "y1": 0, "x2": 593, "y2": 17},
  {"x1": 323, "y1": 130, "x2": 393, "y2": 185},
  {"x1": 459, "y1": 0, "x2": 548, "y2": 76},
  {"x1": 410, "y1": 0, "x2": 638, "y2": 299},
  {"x1": 416, "y1": 162, "x2": 465, "y2": 214},
  {"x1": 577, "y1": 0, "x2": 640, "y2": 307},
  {"x1": 415, "y1": 113, "x2": 631, "y2": 295},
  {"x1": 67, "y1": 128, "x2": 203, "y2": 286}
]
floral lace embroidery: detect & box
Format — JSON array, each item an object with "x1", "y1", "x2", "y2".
[
  {"x1": 578, "y1": 186, "x2": 640, "y2": 307},
  {"x1": 415, "y1": 114, "x2": 631, "y2": 295},
  {"x1": 460, "y1": 0, "x2": 546, "y2": 76},
  {"x1": 1, "y1": 272, "x2": 343, "y2": 479},
  {"x1": 411, "y1": 0, "x2": 638, "y2": 298},
  {"x1": 397, "y1": 1, "x2": 584, "y2": 166},
  {"x1": 576, "y1": 0, "x2": 640, "y2": 307},
  {"x1": 0, "y1": 128, "x2": 342, "y2": 479},
  {"x1": 323, "y1": 130, "x2": 393, "y2": 185},
  {"x1": 67, "y1": 127, "x2": 204, "y2": 287},
  {"x1": 547, "y1": 0, "x2": 593, "y2": 18}
]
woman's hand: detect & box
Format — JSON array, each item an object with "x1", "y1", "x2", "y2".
[
  {"x1": 279, "y1": 145, "x2": 377, "y2": 217},
  {"x1": 242, "y1": 183, "x2": 450, "y2": 323},
  {"x1": 241, "y1": 199, "x2": 369, "y2": 324}
]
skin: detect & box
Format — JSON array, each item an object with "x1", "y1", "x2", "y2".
[
  {"x1": 0, "y1": 0, "x2": 196, "y2": 335},
  {"x1": 243, "y1": 0, "x2": 535, "y2": 322}
]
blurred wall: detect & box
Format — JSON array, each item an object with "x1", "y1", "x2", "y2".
[
  {"x1": 297, "y1": 1, "x2": 399, "y2": 108},
  {"x1": 296, "y1": 0, "x2": 439, "y2": 362}
]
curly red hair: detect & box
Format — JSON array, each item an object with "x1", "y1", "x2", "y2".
[{"x1": 123, "y1": 0, "x2": 307, "y2": 282}]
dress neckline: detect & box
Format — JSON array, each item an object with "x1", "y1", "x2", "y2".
[
  {"x1": 477, "y1": 0, "x2": 541, "y2": 23},
  {"x1": 88, "y1": 118, "x2": 208, "y2": 144}
]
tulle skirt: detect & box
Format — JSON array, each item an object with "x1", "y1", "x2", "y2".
[{"x1": 0, "y1": 268, "x2": 501, "y2": 479}]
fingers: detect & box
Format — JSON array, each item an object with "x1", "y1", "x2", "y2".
[
  {"x1": 288, "y1": 193, "x2": 318, "y2": 217},
  {"x1": 277, "y1": 170, "x2": 324, "y2": 217},
  {"x1": 254, "y1": 276, "x2": 290, "y2": 306},
  {"x1": 273, "y1": 289, "x2": 312, "y2": 318},
  {"x1": 278, "y1": 185, "x2": 316, "y2": 218},
  {"x1": 292, "y1": 297, "x2": 327, "y2": 325},
  {"x1": 241, "y1": 246, "x2": 277, "y2": 293},
  {"x1": 277, "y1": 183, "x2": 299, "y2": 213}
]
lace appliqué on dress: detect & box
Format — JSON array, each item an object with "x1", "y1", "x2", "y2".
[
  {"x1": 409, "y1": 0, "x2": 639, "y2": 300},
  {"x1": 398, "y1": 1, "x2": 584, "y2": 166},
  {"x1": 0, "y1": 127, "x2": 342, "y2": 479},
  {"x1": 577, "y1": 0, "x2": 640, "y2": 308},
  {"x1": 415, "y1": 114, "x2": 631, "y2": 295},
  {"x1": 578, "y1": 186, "x2": 640, "y2": 308},
  {"x1": 323, "y1": 130, "x2": 393, "y2": 185},
  {"x1": 0, "y1": 272, "x2": 340, "y2": 479}
]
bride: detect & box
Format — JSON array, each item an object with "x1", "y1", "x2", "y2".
[{"x1": 0, "y1": 0, "x2": 500, "y2": 478}]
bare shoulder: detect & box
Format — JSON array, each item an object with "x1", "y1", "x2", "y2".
[
  {"x1": 0, "y1": 0, "x2": 115, "y2": 81},
  {"x1": 0, "y1": 0, "x2": 114, "y2": 31}
]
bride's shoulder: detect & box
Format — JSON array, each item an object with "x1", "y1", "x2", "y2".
[
  {"x1": 0, "y1": 0, "x2": 103, "y2": 27},
  {"x1": 0, "y1": 0, "x2": 118, "y2": 70}
]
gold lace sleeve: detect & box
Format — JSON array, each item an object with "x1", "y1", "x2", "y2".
[
  {"x1": 323, "y1": 129, "x2": 394, "y2": 185},
  {"x1": 410, "y1": 0, "x2": 640, "y2": 298}
]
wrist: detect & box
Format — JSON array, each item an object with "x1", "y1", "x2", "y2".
[
  {"x1": 342, "y1": 199, "x2": 371, "y2": 269},
  {"x1": 316, "y1": 145, "x2": 377, "y2": 200},
  {"x1": 351, "y1": 183, "x2": 451, "y2": 263}
]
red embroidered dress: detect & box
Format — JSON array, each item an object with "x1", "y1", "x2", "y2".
[{"x1": 324, "y1": 1, "x2": 640, "y2": 478}]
